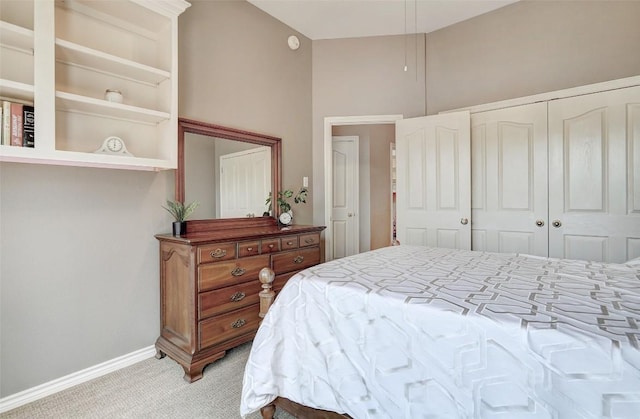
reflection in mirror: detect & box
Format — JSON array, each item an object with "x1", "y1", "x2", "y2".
[
  {"x1": 177, "y1": 118, "x2": 282, "y2": 221},
  {"x1": 184, "y1": 134, "x2": 271, "y2": 219}
]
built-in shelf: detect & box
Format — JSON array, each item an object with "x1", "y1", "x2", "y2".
[
  {"x1": 55, "y1": 39, "x2": 170, "y2": 85},
  {"x1": 0, "y1": 0, "x2": 190, "y2": 171},
  {"x1": 0, "y1": 79, "x2": 34, "y2": 103},
  {"x1": 56, "y1": 91, "x2": 170, "y2": 124},
  {"x1": 0, "y1": 21, "x2": 34, "y2": 52},
  {"x1": 0, "y1": 145, "x2": 174, "y2": 171}
]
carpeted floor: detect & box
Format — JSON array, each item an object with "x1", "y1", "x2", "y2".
[{"x1": 2, "y1": 342, "x2": 292, "y2": 419}]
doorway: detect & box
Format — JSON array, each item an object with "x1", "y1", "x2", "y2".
[{"x1": 323, "y1": 115, "x2": 403, "y2": 261}]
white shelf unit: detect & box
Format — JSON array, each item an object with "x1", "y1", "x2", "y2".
[{"x1": 0, "y1": 0, "x2": 190, "y2": 171}]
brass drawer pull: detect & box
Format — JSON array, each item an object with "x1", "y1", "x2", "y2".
[
  {"x1": 231, "y1": 319, "x2": 246, "y2": 329},
  {"x1": 268, "y1": 244, "x2": 274, "y2": 249},
  {"x1": 293, "y1": 255, "x2": 304, "y2": 264},
  {"x1": 231, "y1": 267, "x2": 246, "y2": 276},
  {"x1": 286, "y1": 241, "x2": 293, "y2": 246},
  {"x1": 210, "y1": 248, "x2": 227, "y2": 258},
  {"x1": 304, "y1": 238, "x2": 314, "y2": 244},
  {"x1": 230, "y1": 291, "x2": 246, "y2": 302},
  {"x1": 247, "y1": 247, "x2": 253, "y2": 252}
]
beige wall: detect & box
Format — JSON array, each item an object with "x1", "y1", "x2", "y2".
[
  {"x1": 179, "y1": 0, "x2": 313, "y2": 224},
  {"x1": 0, "y1": 163, "x2": 172, "y2": 397},
  {"x1": 312, "y1": 34, "x2": 426, "y2": 226},
  {"x1": 425, "y1": 0, "x2": 640, "y2": 113}
]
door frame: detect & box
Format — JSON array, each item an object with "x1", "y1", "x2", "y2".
[{"x1": 323, "y1": 114, "x2": 403, "y2": 261}]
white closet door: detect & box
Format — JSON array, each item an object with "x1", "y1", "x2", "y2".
[
  {"x1": 548, "y1": 86, "x2": 640, "y2": 262},
  {"x1": 470, "y1": 102, "x2": 548, "y2": 255},
  {"x1": 396, "y1": 111, "x2": 471, "y2": 249}
]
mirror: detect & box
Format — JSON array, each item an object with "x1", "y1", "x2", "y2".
[{"x1": 177, "y1": 118, "x2": 282, "y2": 220}]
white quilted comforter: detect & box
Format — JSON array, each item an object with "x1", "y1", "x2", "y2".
[{"x1": 240, "y1": 245, "x2": 640, "y2": 418}]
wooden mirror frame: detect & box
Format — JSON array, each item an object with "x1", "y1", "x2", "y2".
[{"x1": 176, "y1": 117, "x2": 282, "y2": 227}]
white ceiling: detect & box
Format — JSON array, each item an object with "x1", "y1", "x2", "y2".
[{"x1": 247, "y1": 0, "x2": 519, "y2": 40}]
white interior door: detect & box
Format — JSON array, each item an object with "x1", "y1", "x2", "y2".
[
  {"x1": 395, "y1": 111, "x2": 471, "y2": 249},
  {"x1": 219, "y1": 146, "x2": 271, "y2": 218},
  {"x1": 548, "y1": 85, "x2": 640, "y2": 262},
  {"x1": 331, "y1": 136, "x2": 359, "y2": 259},
  {"x1": 470, "y1": 102, "x2": 549, "y2": 255}
]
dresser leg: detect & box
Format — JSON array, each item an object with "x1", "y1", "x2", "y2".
[
  {"x1": 260, "y1": 403, "x2": 276, "y2": 419},
  {"x1": 155, "y1": 349, "x2": 166, "y2": 360},
  {"x1": 182, "y1": 365, "x2": 204, "y2": 383}
]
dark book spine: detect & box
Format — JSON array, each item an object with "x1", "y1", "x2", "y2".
[{"x1": 22, "y1": 105, "x2": 35, "y2": 148}]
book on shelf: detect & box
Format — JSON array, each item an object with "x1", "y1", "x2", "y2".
[
  {"x1": 10, "y1": 102, "x2": 23, "y2": 147},
  {"x1": 22, "y1": 105, "x2": 35, "y2": 147},
  {"x1": 0, "y1": 99, "x2": 35, "y2": 148},
  {"x1": 2, "y1": 101, "x2": 11, "y2": 146}
]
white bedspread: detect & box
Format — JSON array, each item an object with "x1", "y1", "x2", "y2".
[{"x1": 240, "y1": 245, "x2": 640, "y2": 418}]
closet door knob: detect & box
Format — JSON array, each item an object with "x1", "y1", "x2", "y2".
[
  {"x1": 535, "y1": 220, "x2": 545, "y2": 227},
  {"x1": 552, "y1": 220, "x2": 562, "y2": 228},
  {"x1": 460, "y1": 218, "x2": 469, "y2": 225}
]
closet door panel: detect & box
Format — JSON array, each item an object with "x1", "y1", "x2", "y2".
[
  {"x1": 396, "y1": 112, "x2": 471, "y2": 249},
  {"x1": 548, "y1": 86, "x2": 640, "y2": 262},
  {"x1": 470, "y1": 102, "x2": 548, "y2": 256}
]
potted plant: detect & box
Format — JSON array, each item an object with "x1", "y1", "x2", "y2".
[
  {"x1": 163, "y1": 200, "x2": 199, "y2": 236},
  {"x1": 265, "y1": 187, "x2": 308, "y2": 226}
]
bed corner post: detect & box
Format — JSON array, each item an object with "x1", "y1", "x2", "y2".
[
  {"x1": 258, "y1": 267, "x2": 276, "y2": 318},
  {"x1": 260, "y1": 402, "x2": 276, "y2": 419}
]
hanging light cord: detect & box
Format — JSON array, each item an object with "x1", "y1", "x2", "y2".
[
  {"x1": 414, "y1": 0, "x2": 418, "y2": 80},
  {"x1": 403, "y1": 0, "x2": 408, "y2": 72}
]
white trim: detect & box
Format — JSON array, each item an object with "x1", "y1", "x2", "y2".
[
  {"x1": 0, "y1": 345, "x2": 156, "y2": 414},
  {"x1": 324, "y1": 115, "x2": 403, "y2": 261},
  {"x1": 443, "y1": 75, "x2": 640, "y2": 114}
]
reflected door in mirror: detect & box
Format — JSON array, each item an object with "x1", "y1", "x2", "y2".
[{"x1": 220, "y1": 146, "x2": 271, "y2": 218}]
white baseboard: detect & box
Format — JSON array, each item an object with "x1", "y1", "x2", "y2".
[{"x1": 0, "y1": 345, "x2": 156, "y2": 414}]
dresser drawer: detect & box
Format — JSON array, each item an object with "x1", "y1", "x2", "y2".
[
  {"x1": 199, "y1": 304, "x2": 261, "y2": 350},
  {"x1": 238, "y1": 240, "x2": 260, "y2": 258},
  {"x1": 299, "y1": 233, "x2": 320, "y2": 247},
  {"x1": 261, "y1": 238, "x2": 280, "y2": 254},
  {"x1": 272, "y1": 247, "x2": 320, "y2": 275},
  {"x1": 199, "y1": 255, "x2": 270, "y2": 291},
  {"x1": 199, "y1": 281, "x2": 260, "y2": 319},
  {"x1": 281, "y1": 235, "x2": 299, "y2": 250},
  {"x1": 198, "y1": 242, "x2": 237, "y2": 264}
]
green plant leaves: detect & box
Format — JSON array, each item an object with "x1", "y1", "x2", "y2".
[
  {"x1": 266, "y1": 187, "x2": 309, "y2": 213},
  {"x1": 162, "y1": 200, "x2": 200, "y2": 221}
]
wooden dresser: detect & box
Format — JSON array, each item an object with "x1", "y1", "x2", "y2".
[{"x1": 155, "y1": 218, "x2": 325, "y2": 382}]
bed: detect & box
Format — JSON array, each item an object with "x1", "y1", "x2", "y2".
[{"x1": 240, "y1": 245, "x2": 640, "y2": 418}]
